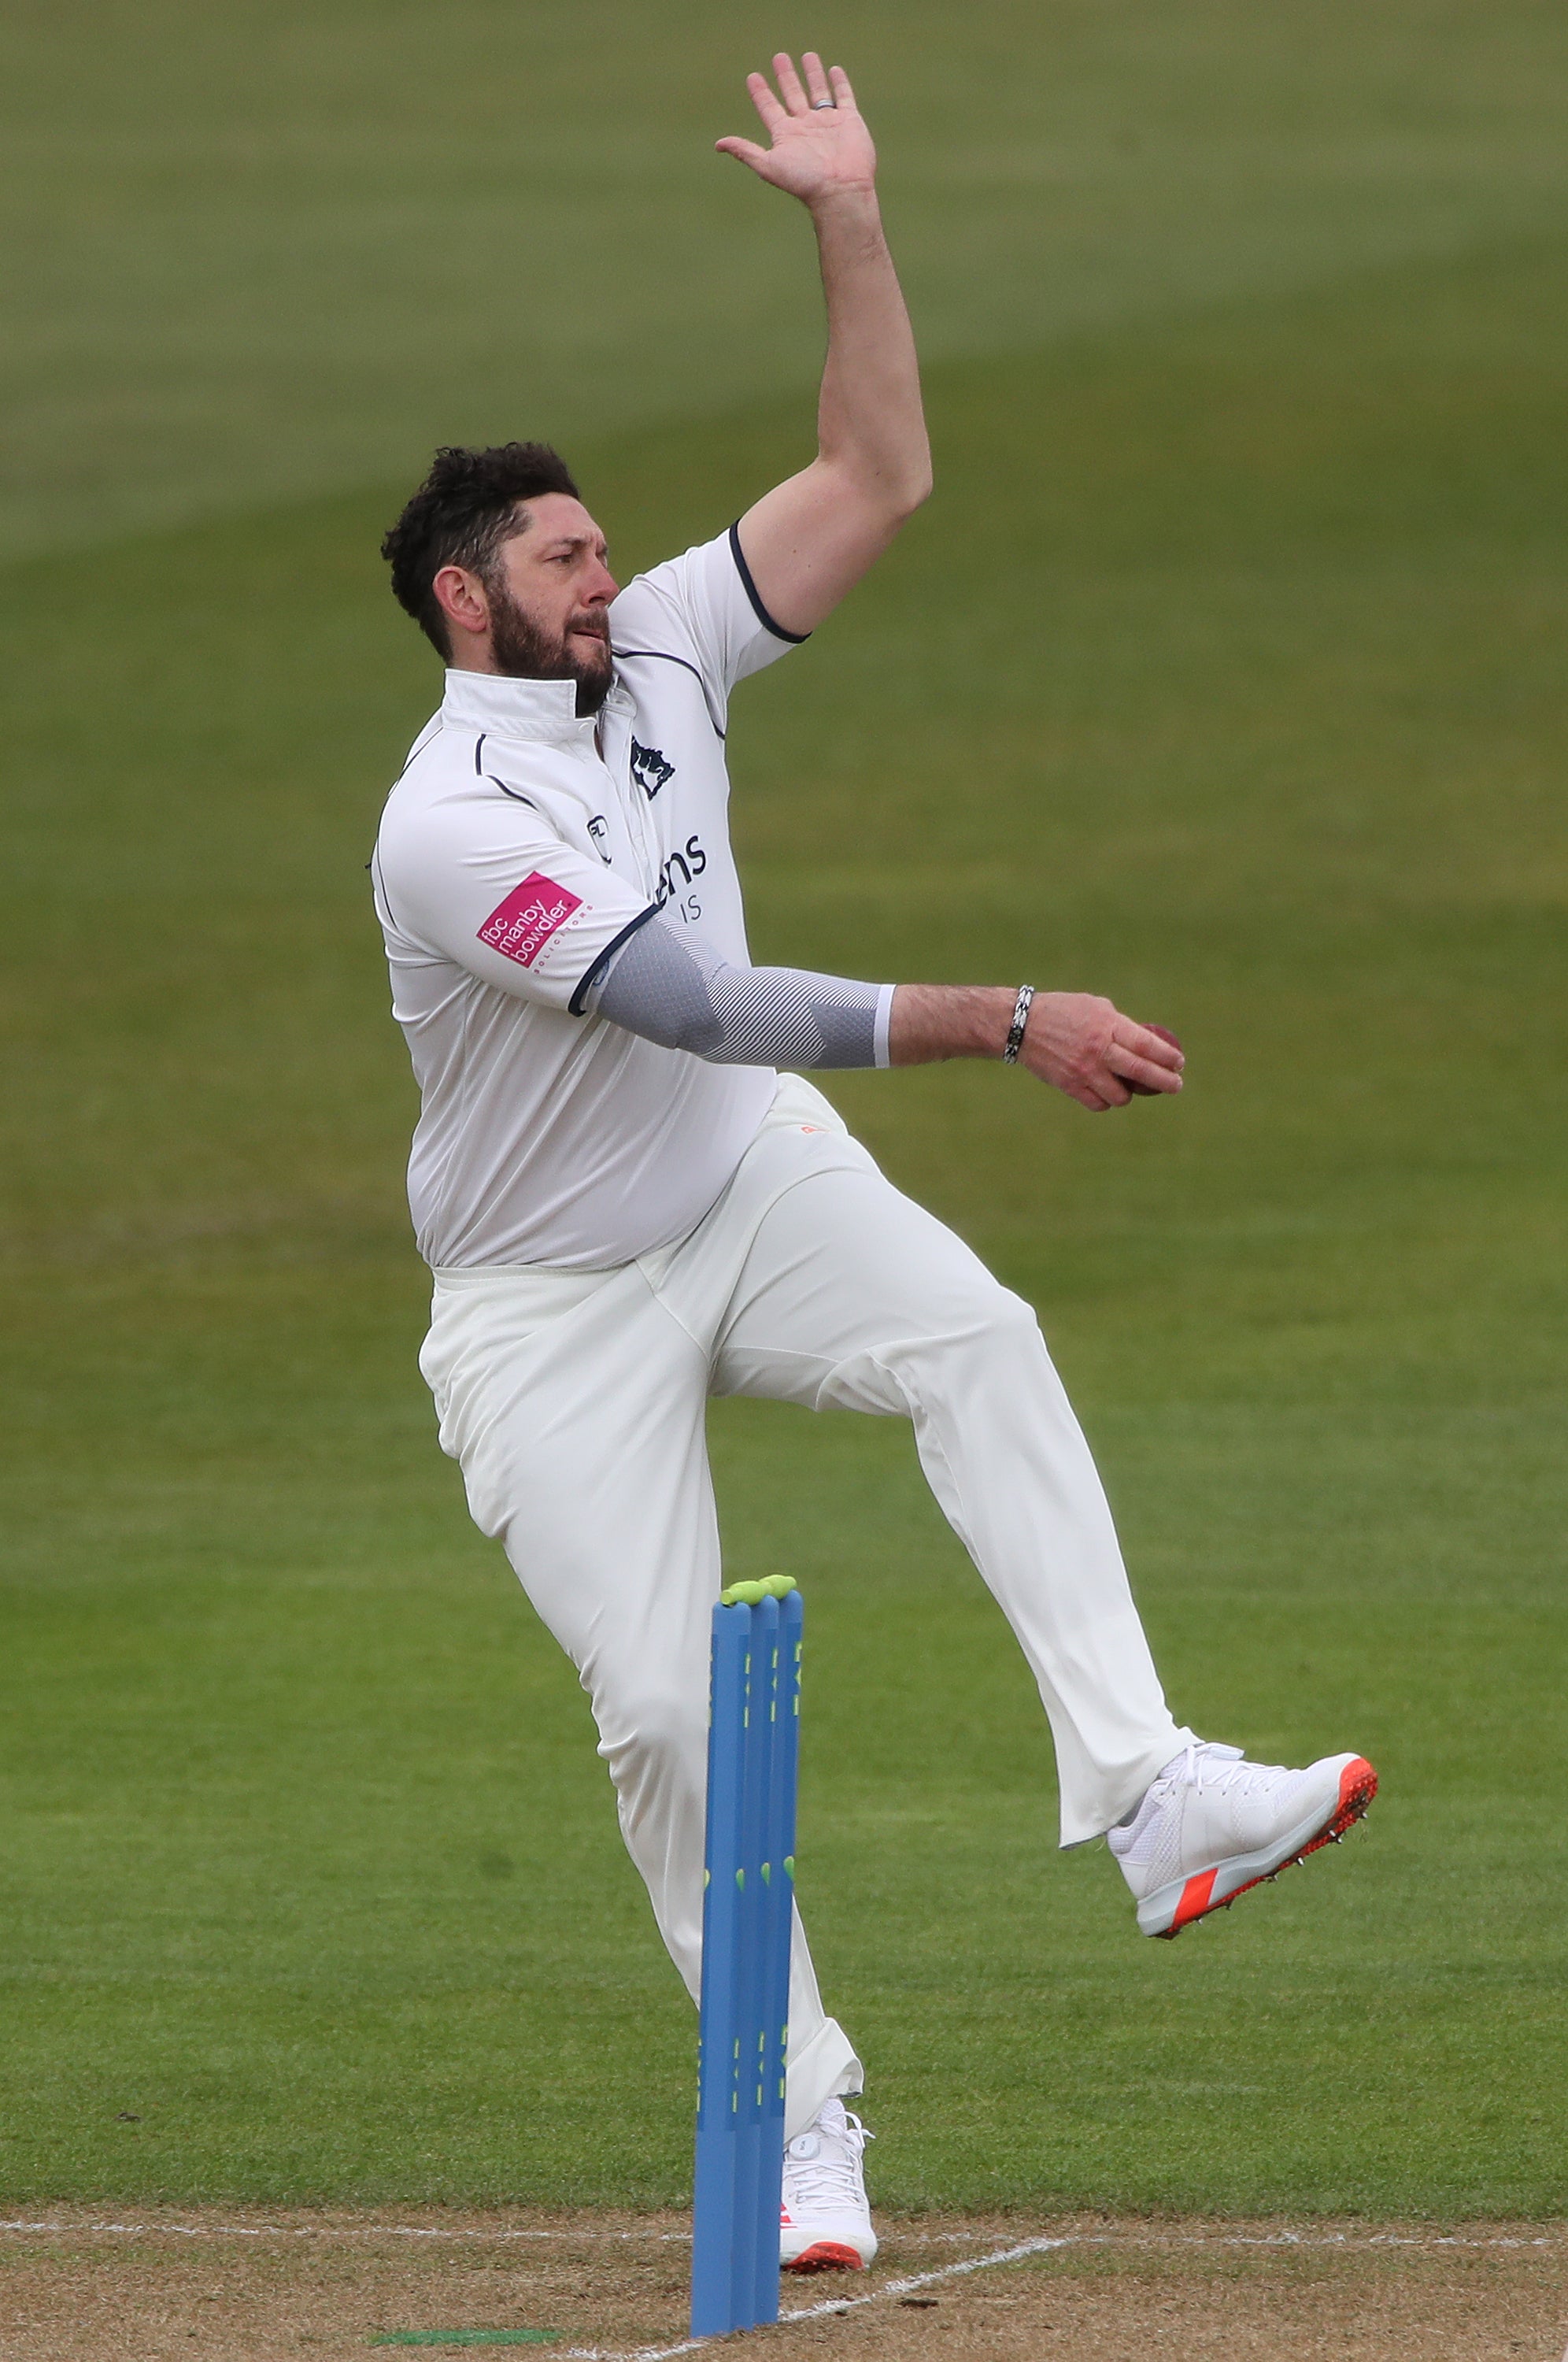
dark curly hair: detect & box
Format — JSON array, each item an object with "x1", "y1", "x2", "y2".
[{"x1": 381, "y1": 442, "x2": 582, "y2": 657}]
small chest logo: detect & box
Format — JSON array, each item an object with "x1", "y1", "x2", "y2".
[
  {"x1": 630, "y1": 737, "x2": 675, "y2": 800},
  {"x1": 477, "y1": 872, "x2": 582, "y2": 968}
]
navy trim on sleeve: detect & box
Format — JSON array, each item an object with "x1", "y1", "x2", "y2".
[
  {"x1": 568, "y1": 901, "x2": 662, "y2": 1018},
  {"x1": 610, "y1": 648, "x2": 727, "y2": 740},
  {"x1": 728, "y1": 522, "x2": 811, "y2": 645}
]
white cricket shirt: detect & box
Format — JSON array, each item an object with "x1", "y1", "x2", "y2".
[{"x1": 372, "y1": 528, "x2": 806, "y2": 1269}]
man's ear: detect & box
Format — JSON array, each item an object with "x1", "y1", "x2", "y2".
[{"x1": 433, "y1": 565, "x2": 491, "y2": 642}]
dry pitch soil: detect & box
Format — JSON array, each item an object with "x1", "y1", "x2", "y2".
[{"x1": 1, "y1": 2212, "x2": 1564, "y2": 2362}]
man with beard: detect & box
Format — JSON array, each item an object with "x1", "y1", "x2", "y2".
[{"x1": 372, "y1": 54, "x2": 1376, "y2": 2275}]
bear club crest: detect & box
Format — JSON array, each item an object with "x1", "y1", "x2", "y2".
[{"x1": 630, "y1": 738, "x2": 675, "y2": 800}]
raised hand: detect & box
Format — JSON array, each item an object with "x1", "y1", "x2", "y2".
[{"x1": 716, "y1": 52, "x2": 877, "y2": 205}]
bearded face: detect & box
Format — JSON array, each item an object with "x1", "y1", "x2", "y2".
[{"x1": 485, "y1": 573, "x2": 614, "y2": 717}]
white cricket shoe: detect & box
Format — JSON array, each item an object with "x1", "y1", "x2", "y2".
[
  {"x1": 1108, "y1": 1741, "x2": 1378, "y2": 1938},
  {"x1": 778, "y1": 2096, "x2": 877, "y2": 2273}
]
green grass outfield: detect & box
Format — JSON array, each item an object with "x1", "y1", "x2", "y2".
[{"x1": 2, "y1": 4, "x2": 1566, "y2": 2218}]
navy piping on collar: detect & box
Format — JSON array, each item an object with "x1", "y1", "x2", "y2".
[
  {"x1": 728, "y1": 521, "x2": 810, "y2": 644},
  {"x1": 569, "y1": 901, "x2": 661, "y2": 1018},
  {"x1": 610, "y1": 647, "x2": 726, "y2": 740}
]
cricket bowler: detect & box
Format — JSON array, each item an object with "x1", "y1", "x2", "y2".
[{"x1": 372, "y1": 54, "x2": 1377, "y2": 2274}]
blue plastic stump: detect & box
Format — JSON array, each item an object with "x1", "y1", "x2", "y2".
[
  {"x1": 754, "y1": 1589, "x2": 802, "y2": 2323},
  {"x1": 690, "y1": 1584, "x2": 804, "y2": 2339},
  {"x1": 730, "y1": 1591, "x2": 771, "y2": 2314}
]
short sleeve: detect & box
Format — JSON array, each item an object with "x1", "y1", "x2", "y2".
[
  {"x1": 608, "y1": 526, "x2": 808, "y2": 715},
  {"x1": 376, "y1": 791, "x2": 656, "y2": 1017}
]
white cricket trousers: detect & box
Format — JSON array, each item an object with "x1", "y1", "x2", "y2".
[{"x1": 420, "y1": 1075, "x2": 1189, "y2": 2139}]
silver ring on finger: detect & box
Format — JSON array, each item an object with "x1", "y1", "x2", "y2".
[{"x1": 811, "y1": 99, "x2": 836, "y2": 109}]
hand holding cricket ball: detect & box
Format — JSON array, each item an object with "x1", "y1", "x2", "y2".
[
  {"x1": 1127, "y1": 1023, "x2": 1184, "y2": 1094},
  {"x1": 1016, "y1": 993, "x2": 1185, "y2": 1111}
]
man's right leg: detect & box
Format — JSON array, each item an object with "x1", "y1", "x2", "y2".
[{"x1": 417, "y1": 1261, "x2": 860, "y2": 2138}]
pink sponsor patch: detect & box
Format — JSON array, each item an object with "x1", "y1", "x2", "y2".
[{"x1": 477, "y1": 872, "x2": 583, "y2": 968}]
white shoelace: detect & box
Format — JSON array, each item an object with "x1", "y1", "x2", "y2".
[
  {"x1": 1157, "y1": 1741, "x2": 1289, "y2": 1801},
  {"x1": 783, "y1": 2112, "x2": 874, "y2": 2216}
]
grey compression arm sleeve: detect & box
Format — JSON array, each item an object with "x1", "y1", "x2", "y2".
[{"x1": 586, "y1": 913, "x2": 895, "y2": 1070}]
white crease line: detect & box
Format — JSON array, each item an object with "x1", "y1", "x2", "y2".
[
  {"x1": 2, "y1": 2216, "x2": 1560, "y2": 2362},
  {"x1": 0, "y1": 2220, "x2": 1558, "y2": 2252},
  {"x1": 557, "y1": 2238, "x2": 1076, "y2": 2361},
  {"x1": 0, "y1": 2221, "x2": 683, "y2": 2244},
  {"x1": 1130, "y1": 2232, "x2": 1559, "y2": 2251},
  {"x1": 552, "y1": 2232, "x2": 1566, "y2": 2362}
]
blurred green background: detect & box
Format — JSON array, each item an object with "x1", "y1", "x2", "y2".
[{"x1": 1, "y1": 0, "x2": 1565, "y2": 2214}]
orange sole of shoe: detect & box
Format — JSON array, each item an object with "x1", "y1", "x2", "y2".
[
  {"x1": 1159, "y1": 1757, "x2": 1379, "y2": 1939},
  {"x1": 782, "y1": 2242, "x2": 867, "y2": 2275}
]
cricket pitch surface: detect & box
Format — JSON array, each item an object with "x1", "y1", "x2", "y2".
[{"x1": 2, "y1": 2211, "x2": 1564, "y2": 2360}]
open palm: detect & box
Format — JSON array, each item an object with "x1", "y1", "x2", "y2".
[{"x1": 716, "y1": 52, "x2": 877, "y2": 202}]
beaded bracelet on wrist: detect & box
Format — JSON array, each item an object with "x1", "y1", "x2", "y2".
[{"x1": 1003, "y1": 983, "x2": 1035, "y2": 1064}]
